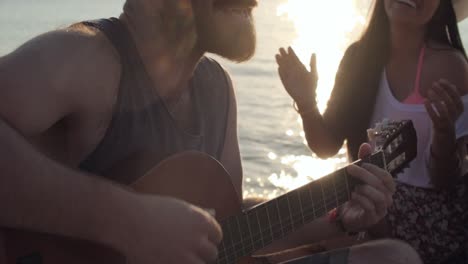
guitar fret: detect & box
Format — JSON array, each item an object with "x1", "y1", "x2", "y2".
[
  {"x1": 274, "y1": 199, "x2": 284, "y2": 238},
  {"x1": 245, "y1": 213, "x2": 255, "y2": 253},
  {"x1": 286, "y1": 194, "x2": 295, "y2": 230},
  {"x1": 320, "y1": 181, "x2": 328, "y2": 213},
  {"x1": 255, "y1": 211, "x2": 265, "y2": 246},
  {"x1": 344, "y1": 168, "x2": 351, "y2": 201},
  {"x1": 265, "y1": 204, "x2": 275, "y2": 243},
  {"x1": 298, "y1": 186, "x2": 312, "y2": 223},
  {"x1": 237, "y1": 214, "x2": 253, "y2": 254},
  {"x1": 234, "y1": 218, "x2": 244, "y2": 255},
  {"x1": 256, "y1": 205, "x2": 273, "y2": 245},
  {"x1": 247, "y1": 211, "x2": 263, "y2": 250},
  {"x1": 336, "y1": 171, "x2": 350, "y2": 204},
  {"x1": 332, "y1": 174, "x2": 339, "y2": 208},
  {"x1": 228, "y1": 218, "x2": 242, "y2": 258},
  {"x1": 307, "y1": 184, "x2": 317, "y2": 220},
  {"x1": 309, "y1": 182, "x2": 326, "y2": 217},
  {"x1": 323, "y1": 177, "x2": 338, "y2": 210},
  {"x1": 277, "y1": 196, "x2": 293, "y2": 234},
  {"x1": 235, "y1": 216, "x2": 246, "y2": 256},
  {"x1": 288, "y1": 191, "x2": 303, "y2": 229},
  {"x1": 218, "y1": 240, "x2": 228, "y2": 264},
  {"x1": 222, "y1": 218, "x2": 237, "y2": 260}
]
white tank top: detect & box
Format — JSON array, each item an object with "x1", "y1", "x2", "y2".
[{"x1": 370, "y1": 71, "x2": 468, "y2": 188}]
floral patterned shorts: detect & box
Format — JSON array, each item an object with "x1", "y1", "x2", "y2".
[{"x1": 387, "y1": 181, "x2": 468, "y2": 264}]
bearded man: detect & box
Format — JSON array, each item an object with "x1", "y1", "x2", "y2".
[{"x1": 0, "y1": 0, "x2": 421, "y2": 263}]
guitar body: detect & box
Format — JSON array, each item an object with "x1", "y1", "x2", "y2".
[{"x1": 4, "y1": 151, "x2": 257, "y2": 264}]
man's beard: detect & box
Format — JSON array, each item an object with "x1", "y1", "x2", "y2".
[{"x1": 195, "y1": 5, "x2": 257, "y2": 62}]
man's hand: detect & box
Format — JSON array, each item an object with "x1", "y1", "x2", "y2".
[
  {"x1": 340, "y1": 144, "x2": 395, "y2": 233},
  {"x1": 115, "y1": 195, "x2": 223, "y2": 264}
]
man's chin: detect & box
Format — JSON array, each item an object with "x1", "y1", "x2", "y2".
[
  {"x1": 210, "y1": 38, "x2": 256, "y2": 62},
  {"x1": 206, "y1": 7, "x2": 257, "y2": 62}
]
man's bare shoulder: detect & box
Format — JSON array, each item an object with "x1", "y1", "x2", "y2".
[
  {"x1": 2, "y1": 23, "x2": 121, "y2": 90},
  {"x1": 0, "y1": 24, "x2": 121, "y2": 135}
]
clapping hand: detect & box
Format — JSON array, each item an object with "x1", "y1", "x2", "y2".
[
  {"x1": 276, "y1": 47, "x2": 318, "y2": 111},
  {"x1": 424, "y1": 79, "x2": 464, "y2": 135}
]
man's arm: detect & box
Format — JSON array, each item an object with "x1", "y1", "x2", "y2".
[
  {"x1": 0, "y1": 117, "x2": 133, "y2": 247},
  {"x1": 0, "y1": 27, "x2": 126, "y2": 246},
  {"x1": 0, "y1": 28, "x2": 223, "y2": 264},
  {"x1": 0, "y1": 27, "x2": 119, "y2": 138}
]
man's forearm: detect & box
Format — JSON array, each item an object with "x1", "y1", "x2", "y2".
[{"x1": 0, "y1": 119, "x2": 131, "y2": 248}]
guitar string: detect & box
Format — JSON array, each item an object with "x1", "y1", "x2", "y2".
[
  {"x1": 217, "y1": 149, "x2": 403, "y2": 263},
  {"x1": 220, "y1": 153, "x2": 388, "y2": 262},
  {"x1": 218, "y1": 131, "x2": 406, "y2": 263},
  {"x1": 216, "y1": 188, "x2": 350, "y2": 262},
  {"x1": 216, "y1": 193, "x2": 349, "y2": 263},
  {"x1": 218, "y1": 184, "x2": 349, "y2": 253},
  {"x1": 217, "y1": 153, "x2": 389, "y2": 262},
  {"x1": 216, "y1": 178, "x2": 349, "y2": 256}
]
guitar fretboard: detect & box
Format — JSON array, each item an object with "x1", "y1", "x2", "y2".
[{"x1": 216, "y1": 151, "x2": 385, "y2": 264}]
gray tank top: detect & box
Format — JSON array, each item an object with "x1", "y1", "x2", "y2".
[{"x1": 79, "y1": 18, "x2": 230, "y2": 184}]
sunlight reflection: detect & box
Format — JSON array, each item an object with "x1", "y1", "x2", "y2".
[
  {"x1": 256, "y1": 0, "x2": 370, "y2": 197},
  {"x1": 268, "y1": 152, "x2": 278, "y2": 160},
  {"x1": 268, "y1": 155, "x2": 345, "y2": 191},
  {"x1": 277, "y1": 0, "x2": 368, "y2": 112}
]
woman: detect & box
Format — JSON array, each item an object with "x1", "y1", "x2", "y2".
[{"x1": 276, "y1": 0, "x2": 468, "y2": 263}]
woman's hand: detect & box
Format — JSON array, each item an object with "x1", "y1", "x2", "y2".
[
  {"x1": 276, "y1": 47, "x2": 318, "y2": 111},
  {"x1": 425, "y1": 79, "x2": 463, "y2": 188},
  {"x1": 424, "y1": 79, "x2": 464, "y2": 136}
]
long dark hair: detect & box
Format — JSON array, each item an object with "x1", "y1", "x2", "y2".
[
  {"x1": 332, "y1": 0, "x2": 467, "y2": 160},
  {"x1": 352, "y1": 0, "x2": 467, "y2": 83}
]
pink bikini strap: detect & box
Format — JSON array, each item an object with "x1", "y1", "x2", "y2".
[{"x1": 414, "y1": 44, "x2": 426, "y2": 95}]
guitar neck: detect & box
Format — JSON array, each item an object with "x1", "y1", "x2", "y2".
[{"x1": 216, "y1": 151, "x2": 386, "y2": 264}]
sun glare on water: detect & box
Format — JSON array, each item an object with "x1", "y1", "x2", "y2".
[
  {"x1": 277, "y1": 0, "x2": 368, "y2": 111},
  {"x1": 253, "y1": 1, "x2": 370, "y2": 198}
]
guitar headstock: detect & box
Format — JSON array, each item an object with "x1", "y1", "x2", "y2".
[{"x1": 367, "y1": 119, "x2": 417, "y2": 176}]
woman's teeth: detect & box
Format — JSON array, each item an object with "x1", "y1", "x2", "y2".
[{"x1": 396, "y1": 0, "x2": 417, "y2": 8}]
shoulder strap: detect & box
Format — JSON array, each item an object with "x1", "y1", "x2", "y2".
[
  {"x1": 82, "y1": 18, "x2": 128, "y2": 63},
  {"x1": 414, "y1": 44, "x2": 426, "y2": 94}
]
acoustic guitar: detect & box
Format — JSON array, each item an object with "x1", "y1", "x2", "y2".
[{"x1": 4, "y1": 120, "x2": 417, "y2": 264}]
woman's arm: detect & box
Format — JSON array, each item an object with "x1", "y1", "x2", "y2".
[
  {"x1": 276, "y1": 46, "x2": 359, "y2": 158},
  {"x1": 425, "y1": 50, "x2": 468, "y2": 189}
]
